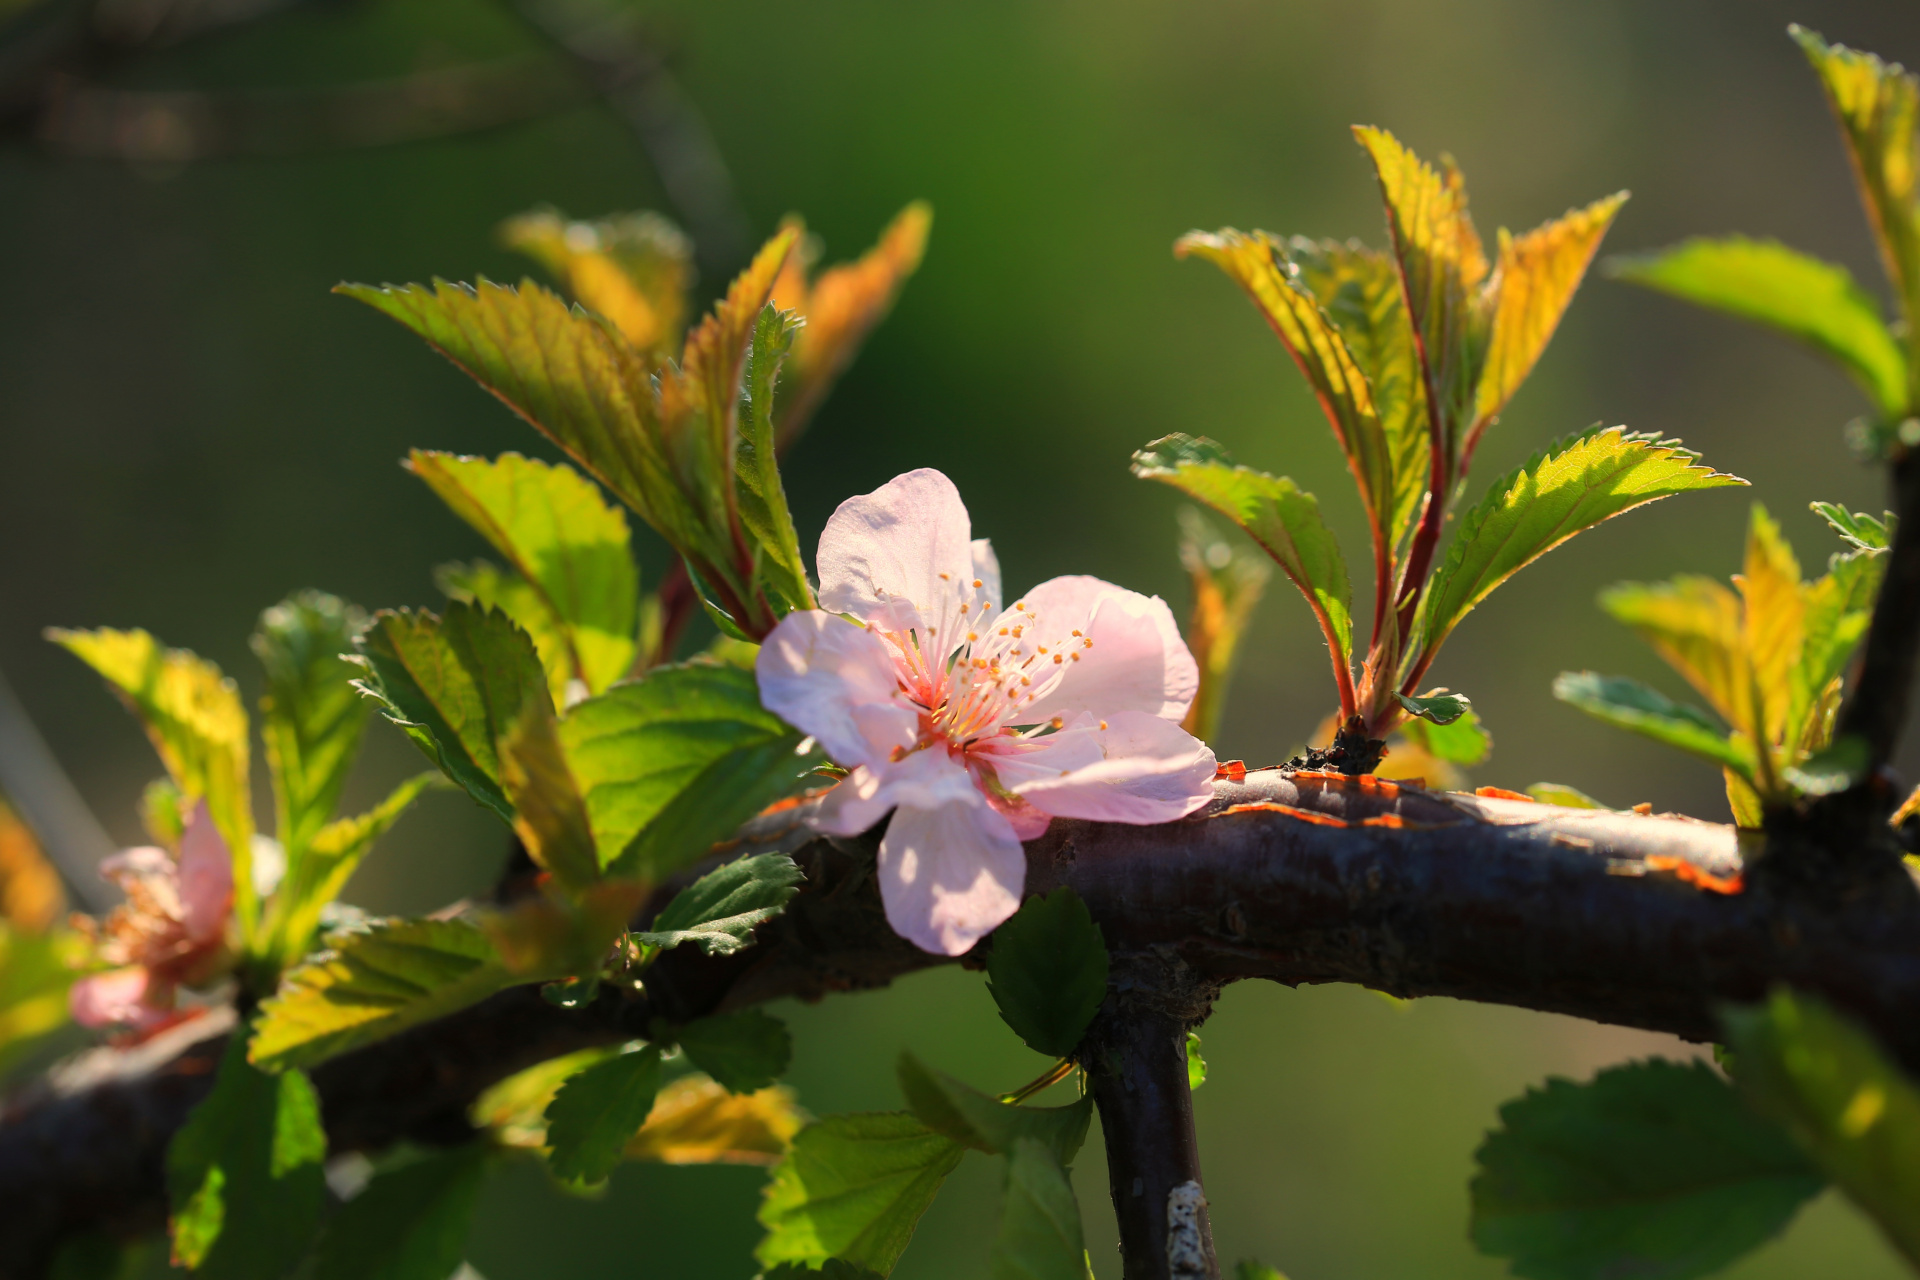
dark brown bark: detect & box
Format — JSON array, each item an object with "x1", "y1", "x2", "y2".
[{"x1": 1838, "y1": 449, "x2": 1920, "y2": 779}]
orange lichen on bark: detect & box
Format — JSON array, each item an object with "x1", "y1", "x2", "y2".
[
  {"x1": 1221, "y1": 802, "x2": 1352, "y2": 828},
  {"x1": 1474, "y1": 786, "x2": 1534, "y2": 802},
  {"x1": 1643, "y1": 854, "x2": 1745, "y2": 895},
  {"x1": 1214, "y1": 761, "x2": 1248, "y2": 782}
]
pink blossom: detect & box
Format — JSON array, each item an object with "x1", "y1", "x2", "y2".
[
  {"x1": 69, "y1": 800, "x2": 233, "y2": 1030},
  {"x1": 758, "y1": 469, "x2": 1216, "y2": 955}
]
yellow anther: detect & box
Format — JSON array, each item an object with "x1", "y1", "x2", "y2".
[
  {"x1": 1052, "y1": 654, "x2": 1063, "y2": 664},
  {"x1": 973, "y1": 578, "x2": 983, "y2": 588},
  {"x1": 1083, "y1": 637, "x2": 1093, "y2": 648},
  {"x1": 1038, "y1": 646, "x2": 1048, "y2": 654},
  {"x1": 1050, "y1": 717, "x2": 1064, "y2": 729},
  {"x1": 999, "y1": 627, "x2": 1009, "y2": 635},
  {"x1": 1099, "y1": 720, "x2": 1108, "y2": 730},
  {"x1": 1072, "y1": 629, "x2": 1082, "y2": 637},
  {"x1": 939, "y1": 572, "x2": 951, "y2": 580},
  {"x1": 1014, "y1": 601, "x2": 1025, "y2": 610},
  {"x1": 1070, "y1": 653, "x2": 1080, "y2": 661},
  {"x1": 1012, "y1": 626, "x2": 1024, "y2": 637},
  {"x1": 1020, "y1": 676, "x2": 1030, "y2": 686},
  {"x1": 1060, "y1": 769, "x2": 1070, "y2": 777},
  {"x1": 968, "y1": 632, "x2": 978, "y2": 642}
]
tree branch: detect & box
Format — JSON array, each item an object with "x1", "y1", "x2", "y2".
[
  {"x1": 5, "y1": 772, "x2": 1919, "y2": 1274},
  {"x1": 1838, "y1": 448, "x2": 1920, "y2": 779}
]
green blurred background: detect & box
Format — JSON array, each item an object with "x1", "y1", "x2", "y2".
[{"x1": 3, "y1": 0, "x2": 1919, "y2": 1275}]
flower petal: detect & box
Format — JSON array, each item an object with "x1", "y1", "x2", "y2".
[
  {"x1": 816, "y1": 469, "x2": 991, "y2": 656},
  {"x1": 69, "y1": 966, "x2": 155, "y2": 1028},
  {"x1": 1014, "y1": 577, "x2": 1199, "y2": 723},
  {"x1": 177, "y1": 801, "x2": 234, "y2": 946},
  {"x1": 971, "y1": 539, "x2": 1003, "y2": 616},
  {"x1": 988, "y1": 711, "x2": 1217, "y2": 824},
  {"x1": 812, "y1": 748, "x2": 980, "y2": 836},
  {"x1": 878, "y1": 800, "x2": 1026, "y2": 955},
  {"x1": 757, "y1": 611, "x2": 918, "y2": 767}
]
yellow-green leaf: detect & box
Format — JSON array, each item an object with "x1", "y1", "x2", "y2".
[
  {"x1": 409, "y1": 451, "x2": 638, "y2": 697},
  {"x1": 1610, "y1": 238, "x2": 1907, "y2": 417},
  {"x1": 499, "y1": 207, "x2": 693, "y2": 356},
  {"x1": 1598, "y1": 575, "x2": 1751, "y2": 734},
  {"x1": 545, "y1": 1043, "x2": 664, "y2": 1185},
  {"x1": 1553, "y1": 671, "x2": 1755, "y2": 778},
  {"x1": 252, "y1": 591, "x2": 370, "y2": 865},
  {"x1": 498, "y1": 702, "x2": 600, "y2": 893},
  {"x1": 1475, "y1": 192, "x2": 1629, "y2": 428},
  {"x1": 736, "y1": 305, "x2": 816, "y2": 618},
  {"x1": 435, "y1": 559, "x2": 578, "y2": 709},
  {"x1": 0, "y1": 922, "x2": 81, "y2": 1077},
  {"x1": 1739, "y1": 504, "x2": 1805, "y2": 753},
  {"x1": 1418, "y1": 428, "x2": 1746, "y2": 658},
  {"x1": 1175, "y1": 507, "x2": 1271, "y2": 743}
]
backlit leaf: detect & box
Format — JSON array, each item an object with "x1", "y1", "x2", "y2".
[
  {"x1": 48, "y1": 628, "x2": 254, "y2": 921},
  {"x1": 1610, "y1": 238, "x2": 1906, "y2": 417},
  {"x1": 1175, "y1": 230, "x2": 1394, "y2": 554},
  {"x1": 624, "y1": 1075, "x2": 801, "y2": 1166},
  {"x1": 409, "y1": 451, "x2": 638, "y2": 696},
  {"x1": 1795, "y1": 549, "x2": 1880, "y2": 742},
  {"x1": 252, "y1": 591, "x2": 370, "y2": 864},
  {"x1": 500, "y1": 207, "x2": 693, "y2": 356},
  {"x1": 480, "y1": 879, "x2": 646, "y2": 982},
  {"x1": 1476, "y1": 193, "x2": 1628, "y2": 429},
  {"x1": 1175, "y1": 507, "x2": 1272, "y2": 743},
  {"x1": 1392, "y1": 688, "x2": 1470, "y2": 725},
  {"x1": 1470, "y1": 1059, "x2": 1821, "y2": 1280},
  {"x1": 250, "y1": 918, "x2": 517, "y2": 1071},
  {"x1": 986, "y1": 888, "x2": 1109, "y2": 1059},
  {"x1": 736, "y1": 305, "x2": 815, "y2": 617},
  {"x1": 545, "y1": 1043, "x2": 665, "y2": 1185},
  {"x1": 1398, "y1": 704, "x2": 1491, "y2": 766},
  {"x1": 560, "y1": 661, "x2": 813, "y2": 879},
  {"x1": 1739, "y1": 504, "x2": 1805, "y2": 751},
  {"x1": 757, "y1": 1111, "x2": 966, "y2": 1275},
  {"x1": 1598, "y1": 576, "x2": 1749, "y2": 732},
  {"x1": 1525, "y1": 782, "x2": 1607, "y2": 810},
  {"x1": 1552, "y1": 672, "x2": 1754, "y2": 777},
  {"x1": 1723, "y1": 988, "x2": 1920, "y2": 1269},
  {"x1": 0, "y1": 922, "x2": 81, "y2": 1077},
  {"x1": 676, "y1": 1008, "x2": 792, "y2": 1094},
  {"x1": 1133, "y1": 435, "x2": 1352, "y2": 675},
  {"x1": 1234, "y1": 1263, "x2": 1289, "y2": 1280},
  {"x1": 771, "y1": 201, "x2": 933, "y2": 447},
  {"x1": 435, "y1": 560, "x2": 575, "y2": 707},
  {"x1": 1186, "y1": 1031, "x2": 1207, "y2": 1090},
  {"x1": 351, "y1": 605, "x2": 550, "y2": 823},
  {"x1": 1811, "y1": 501, "x2": 1895, "y2": 554},
  {"x1": 312, "y1": 1145, "x2": 490, "y2": 1280},
  {"x1": 1783, "y1": 735, "x2": 1870, "y2": 797},
  {"x1": 634, "y1": 851, "x2": 805, "y2": 956},
  {"x1": 1419, "y1": 428, "x2": 1746, "y2": 657},
  {"x1": 990, "y1": 1137, "x2": 1088, "y2": 1280},
  {"x1": 897, "y1": 1055, "x2": 1093, "y2": 1165},
  {"x1": 167, "y1": 1033, "x2": 326, "y2": 1277},
  {"x1": 498, "y1": 702, "x2": 600, "y2": 893}
]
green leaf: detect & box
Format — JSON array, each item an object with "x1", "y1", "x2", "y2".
[
  {"x1": 0, "y1": 923, "x2": 81, "y2": 1077},
  {"x1": 409, "y1": 450, "x2": 639, "y2": 697},
  {"x1": 634, "y1": 851, "x2": 805, "y2": 956},
  {"x1": 676, "y1": 1009, "x2": 792, "y2": 1094},
  {"x1": 1811, "y1": 501, "x2": 1896, "y2": 554},
  {"x1": 351, "y1": 604, "x2": 553, "y2": 824},
  {"x1": 897, "y1": 1054, "x2": 1093, "y2": 1165},
  {"x1": 313, "y1": 1145, "x2": 490, "y2": 1280},
  {"x1": 47, "y1": 627, "x2": 255, "y2": 925},
  {"x1": 986, "y1": 888, "x2": 1109, "y2": 1059},
  {"x1": 262, "y1": 772, "x2": 442, "y2": 968},
  {"x1": 1552, "y1": 672, "x2": 1755, "y2": 777},
  {"x1": 761, "y1": 1262, "x2": 886, "y2": 1280},
  {"x1": 1784, "y1": 734, "x2": 1870, "y2": 797},
  {"x1": 499, "y1": 207, "x2": 693, "y2": 356},
  {"x1": 250, "y1": 918, "x2": 517, "y2": 1071},
  {"x1": 252, "y1": 591, "x2": 370, "y2": 863},
  {"x1": 1392, "y1": 688, "x2": 1470, "y2": 725},
  {"x1": 544, "y1": 1043, "x2": 665, "y2": 1184},
  {"x1": 167, "y1": 1033, "x2": 326, "y2": 1277},
  {"x1": 1791, "y1": 26, "x2": 1920, "y2": 390},
  {"x1": 498, "y1": 701, "x2": 601, "y2": 892},
  {"x1": 990, "y1": 1137, "x2": 1088, "y2": 1280},
  {"x1": 1723, "y1": 988, "x2": 1920, "y2": 1269},
  {"x1": 1470, "y1": 1059, "x2": 1822, "y2": 1280},
  {"x1": 434, "y1": 559, "x2": 575, "y2": 708},
  {"x1": 736, "y1": 305, "x2": 816, "y2": 618},
  {"x1": 1795, "y1": 549, "x2": 1882, "y2": 743},
  {"x1": 1419, "y1": 428, "x2": 1746, "y2": 658},
  {"x1": 1233, "y1": 1263, "x2": 1289, "y2": 1280},
  {"x1": 1525, "y1": 782, "x2": 1608, "y2": 810},
  {"x1": 757, "y1": 1111, "x2": 966, "y2": 1275},
  {"x1": 1186, "y1": 1032, "x2": 1208, "y2": 1090},
  {"x1": 1175, "y1": 507, "x2": 1272, "y2": 744},
  {"x1": 1399, "y1": 704, "x2": 1491, "y2": 767},
  {"x1": 1174, "y1": 230, "x2": 1396, "y2": 559},
  {"x1": 1133, "y1": 435, "x2": 1353, "y2": 676},
  {"x1": 1609, "y1": 238, "x2": 1906, "y2": 417},
  {"x1": 560, "y1": 661, "x2": 813, "y2": 879},
  {"x1": 1598, "y1": 575, "x2": 1749, "y2": 732}
]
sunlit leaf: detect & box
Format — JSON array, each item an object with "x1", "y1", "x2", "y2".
[
  {"x1": 1610, "y1": 238, "x2": 1906, "y2": 417},
  {"x1": 634, "y1": 851, "x2": 805, "y2": 957},
  {"x1": 1392, "y1": 688, "x2": 1470, "y2": 725},
  {"x1": 47, "y1": 627, "x2": 254, "y2": 920},
  {"x1": 1470, "y1": 1059, "x2": 1820, "y2": 1280},
  {"x1": 312, "y1": 1145, "x2": 490, "y2": 1280},
  {"x1": 1133, "y1": 435, "x2": 1353, "y2": 678},
  {"x1": 435, "y1": 560, "x2": 574, "y2": 708},
  {"x1": 1418, "y1": 428, "x2": 1746, "y2": 658},
  {"x1": 1399, "y1": 704, "x2": 1491, "y2": 767},
  {"x1": 498, "y1": 702, "x2": 600, "y2": 893},
  {"x1": 1738, "y1": 504, "x2": 1805, "y2": 752},
  {"x1": 1791, "y1": 25, "x2": 1920, "y2": 380},
  {"x1": 560, "y1": 661, "x2": 813, "y2": 880},
  {"x1": 990, "y1": 1137, "x2": 1088, "y2": 1280},
  {"x1": 1552, "y1": 672, "x2": 1754, "y2": 777},
  {"x1": 351, "y1": 604, "x2": 552, "y2": 824},
  {"x1": 676, "y1": 1009, "x2": 792, "y2": 1094},
  {"x1": 1811, "y1": 501, "x2": 1896, "y2": 554},
  {"x1": 0, "y1": 799, "x2": 62, "y2": 932},
  {"x1": 897, "y1": 1055, "x2": 1092, "y2": 1165},
  {"x1": 1352, "y1": 126, "x2": 1491, "y2": 461},
  {"x1": 252, "y1": 591, "x2": 370, "y2": 864},
  {"x1": 545, "y1": 1043, "x2": 665, "y2": 1185},
  {"x1": 771, "y1": 202, "x2": 932, "y2": 446},
  {"x1": 1476, "y1": 192, "x2": 1628, "y2": 428},
  {"x1": 499, "y1": 207, "x2": 693, "y2": 356},
  {"x1": 1175, "y1": 508, "x2": 1271, "y2": 743},
  {"x1": 1186, "y1": 1031, "x2": 1208, "y2": 1090},
  {"x1": 1723, "y1": 988, "x2": 1920, "y2": 1268},
  {"x1": 1175, "y1": 230, "x2": 1394, "y2": 555},
  {"x1": 1598, "y1": 576, "x2": 1749, "y2": 732},
  {"x1": 409, "y1": 450, "x2": 638, "y2": 697},
  {"x1": 480, "y1": 879, "x2": 646, "y2": 982},
  {"x1": 757, "y1": 1111, "x2": 966, "y2": 1275},
  {"x1": 1783, "y1": 734, "x2": 1870, "y2": 797},
  {"x1": 1726, "y1": 769, "x2": 1766, "y2": 829},
  {"x1": 250, "y1": 918, "x2": 517, "y2": 1071},
  {"x1": 1795, "y1": 549, "x2": 1881, "y2": 742},
  {"x1": 0, "y1": 922, "x2": 81, "y2": 1077},
  {"x1": 624, "y1": 1075, "x2": 802, "y2": 1166},
  {"x1": 1525, "y1": 782, "x2": 1607, "y2": 810},
  {"x1": 736, "y1": 305, "x2": 815, "y2": 618},
  {"x1": 986, "y1": 888, "x2": 1109, "y2": 1059},
  {"x1": 167, "y1": 1033, "x2": 326, "y2": 1277},
  {"x1": 1234, "y1": 1263, "x2": 1289, "y2": 1280}
]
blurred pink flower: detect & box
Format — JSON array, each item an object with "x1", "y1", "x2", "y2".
[
  {"x1": 758, "y1": 469, "x2": 1215, "y2": 955},
  {"x1": 69, "y1": 800, "x2": 233, "y2": 1031}
]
